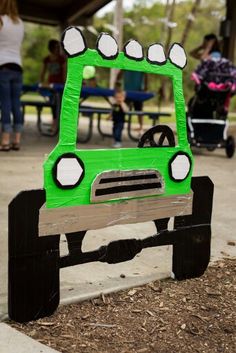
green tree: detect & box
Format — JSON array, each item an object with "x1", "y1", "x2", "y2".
[
  {"x1": 94, "y1": 0, "x2": 227, "y2": 103},
  {"x1": 22, "y1": 23, "x2": 58, "y2": 84}
]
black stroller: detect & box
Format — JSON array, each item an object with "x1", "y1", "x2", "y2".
[{"x1": 187, "y1": 58, "x2": 236, "y2": 158}]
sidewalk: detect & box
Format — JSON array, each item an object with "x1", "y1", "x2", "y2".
[{"x1": 0, "y1": 323, "x2": 60, "y2": 353}]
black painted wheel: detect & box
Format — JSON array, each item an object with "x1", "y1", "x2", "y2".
[
  {"x1": 8, "y1": 190, "x2": 60, "y2": 323},
  {"x1": 225, "y1": 135, "x2": 235, "y2": 158},
  {"x1": 138, "y1": 125, "x2": 175, "y2": 148},
  {"x1": 172, "y1": 176, "x2": 214, "y2": 280}
]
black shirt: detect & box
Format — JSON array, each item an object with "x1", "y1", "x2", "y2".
[{"x1": 112, "y1": 103, "x2": 125, "y2": 123}]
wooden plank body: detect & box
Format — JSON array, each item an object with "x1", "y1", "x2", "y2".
[{"x1": 39, "y1": 193, "x2": 193, "y2": 237}]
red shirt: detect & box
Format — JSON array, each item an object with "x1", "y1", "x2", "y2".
[{"x1": 44, "y1": 54, "x2": 65, "y2": 84}]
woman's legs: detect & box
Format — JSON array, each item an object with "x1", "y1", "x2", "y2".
[
  {"x1": 11, "y1": 71, "x2": 23, "y2": 145},
  {"x1": 0, "y1": 70, "x2": 12, "y2": 146}
]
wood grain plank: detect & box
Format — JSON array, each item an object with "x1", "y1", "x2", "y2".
[{"x1": 39, "y1": 193, "x2": 193, "y2": 237}]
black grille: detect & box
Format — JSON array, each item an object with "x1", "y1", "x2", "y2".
[{"x1": 91, "y1": 170, "x2": 164, "y2": 202}]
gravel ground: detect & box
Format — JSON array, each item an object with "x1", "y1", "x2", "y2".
[{"x1": 10, "y1": 257, "x2": 236, "y2": 353}]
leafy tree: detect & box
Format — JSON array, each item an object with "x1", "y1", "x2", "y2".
[
  {"x1": 21, "y1": 0, "x2": 235, "y2": 111},
  {"x1": 93, "y1": 0, "x2": 227, "y2": 102},
  {"x1": 22, "y1": 23, "x2": 58, "y2": 84}
]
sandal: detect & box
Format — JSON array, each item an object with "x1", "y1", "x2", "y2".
[
  {"x1": 11, "y1": 143, "x2": 21, "y2": 151},
  {"x1": 0, "y1": 144, "x2": 11, "y2": 152}
]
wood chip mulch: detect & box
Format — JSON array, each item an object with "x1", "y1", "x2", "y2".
[{"x1": 10, "y1": 258, "x2": 236, "y2": 353}]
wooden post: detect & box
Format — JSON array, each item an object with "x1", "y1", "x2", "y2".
[
  {"x1": 159, "y1": 0, "x2": 176, "y2": 106},
  {"x1": 164, "y1": 0, "x2": 176, "y2": 53},
  {"x1": 110, "y1": 0, "x2": 123, "y2": 88},
  {"x1": 222, "y1": 0, "x2": 236, "y2": 62}
]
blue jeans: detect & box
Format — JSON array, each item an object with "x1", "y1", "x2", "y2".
[
  {"x1": 0, "y1": 69, "x2": 23, "y2": 133},
  {"x1": 113, "y1": 121, "x2": 124, "y2": 143}
]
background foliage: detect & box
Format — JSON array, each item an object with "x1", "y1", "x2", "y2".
[{"x1": 22, "y1": 0, "x2": 236, "y2": 110}]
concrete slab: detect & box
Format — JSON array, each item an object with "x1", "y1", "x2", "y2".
[
  {"x1": 0, "y1": 323, "x2": 60, "y2": 353},
  {"x1": 0, "y1": 116, "x2": 236, "y2": 321}
]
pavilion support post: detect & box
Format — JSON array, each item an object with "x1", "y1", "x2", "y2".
[
  {"x1": 110, "y1": 0, "x2": 123, "y2": 88},
  {"x1": 222, "y1": 0, "x2": 236, "y2": 62}
]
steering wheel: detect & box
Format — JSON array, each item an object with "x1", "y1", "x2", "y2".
[{"x1": 138, "y1": 125, "x2": 175, "y2": 148}]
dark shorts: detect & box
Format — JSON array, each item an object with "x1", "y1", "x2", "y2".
[{"x1": 125, "y1": 99, "x2": 143, "y2": 111}]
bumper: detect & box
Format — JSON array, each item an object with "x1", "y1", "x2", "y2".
[{"x1": 39, "y1": 193, "x2": 193, "y2": 237}]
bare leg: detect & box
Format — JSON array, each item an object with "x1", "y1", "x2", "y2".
[
  {"x1": 13, "y1": 132, "x2": 21, "y2": 144},
  {"x1": 11, "y1": 132, "x2": 21, "y2": 150},
  {"x1": 134, "y1": 115, "x2": 144, "y2": 134},
  {"x1": 1, "y1": 131, "x2": 10, "y2": 145},
  {"x1": 138, "y1": 115, "x2": 144, "y2": 131},
  {"x1": 0, "y1": 132, "x2": 11, "y2": 151}
]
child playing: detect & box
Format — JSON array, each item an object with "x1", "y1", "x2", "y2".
[
  {"x1": 40, "y1": 39, "x2": 66, "y2": 134},
  {"x1": 40, "y1": 39, "x2": 66, "y2": 85},
  {"x1": 111, "y1": 84, "x2": 128, "y2": 148}
]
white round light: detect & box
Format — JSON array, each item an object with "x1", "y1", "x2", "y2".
[
  {"x1": 97, "y1": 33, "x2": 118, "y2": 59},
  {"x1": 169, "y1": 43, "x2": 187, "y2": 69},
  {"x1": 170, "y1": 154, "x2": 190, "y2": 180},
  {"x1": 124, "y1": 40, "x2": 143, "y2": 60},
  {"x1": 57, "y1": 157, "x2": 83, "y2": 186},
  {"x1": 62, "y1": 27, "x2": 86, "y2": 56},
  {"x1": 147, "y1": 44, "x2": 166, "y2": 64}
]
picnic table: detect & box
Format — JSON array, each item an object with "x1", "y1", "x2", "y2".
[{"x1": 21, "y1": 84, "x2": 170, "y2": 142}]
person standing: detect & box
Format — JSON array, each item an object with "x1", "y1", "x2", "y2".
[
  {"x1": 190, "y1": 34, "x2": 222, "y2": 61},
  {"x1": 111, "y1": 84, "x2": 128, "y2": 148},
  {"x1": 116, "y1": 70, "x2": 147, "y2": 132},
  {"x1": 0, "y1": 0, "x2": 24, "y2": 151},
  {"x1": 40, "y1": 39, "x2": 66, "y2": 134},
  {"x1": 40, "y1": 39, "x2": 66, "y2": 86}
]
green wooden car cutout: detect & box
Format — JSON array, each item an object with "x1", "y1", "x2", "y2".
[
  {"x1": 9, "y1": 29, "x2": 215, "y2": 324},
  {"x1": 41, "y1": 28, "x2": 193, "y2": 236}
]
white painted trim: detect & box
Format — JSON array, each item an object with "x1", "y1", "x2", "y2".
[
  {"x1": 223, "y1": 120, "x2": 229, "y2": 140},
  {"x1": 187, "y1": 116, "x2": 194, "y2": 138},
  {"x1": 191, "y1": 119, "x2": 226, "y2": 125}
]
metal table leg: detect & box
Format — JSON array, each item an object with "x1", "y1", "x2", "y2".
[
  {"x1": 97, "y1": 113, "x2": 113, "y2": 138},
  {"x1": 77, "y1": 113, "x2": 94, "y2": 143}
]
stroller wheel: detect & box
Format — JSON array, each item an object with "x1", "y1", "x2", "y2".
[{"x1": 225, "y1": 136, "x2": 235, "y2": 158}]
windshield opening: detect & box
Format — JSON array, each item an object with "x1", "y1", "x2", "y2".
[{"x1": 77, "y1": 67, "x2": 177, "y2": 148}]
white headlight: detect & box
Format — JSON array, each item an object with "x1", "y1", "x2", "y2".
[
  {"x1": 168, "y1": 43, "x2": 187, "y2": 69},
  {"x1": 170, "y1": 153, "x2": 191, "y2": 181},
  {"x1": 97, "y1": 33, "x2": 119, "y2": 59},
  {"x1": 62, "y1": 27, "x2": 87, "y2": 57},
  {"x1": 54, "y1": 154, "x2": 84, "y2": 188}
]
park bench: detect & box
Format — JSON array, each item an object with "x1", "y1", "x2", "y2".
[
  {"x1": 21, "y1": 99, "x2": 58, "y2": 136},
  {"x1": 80, "y1": 106, "x2": 171, "y2": 142},
  {"x1": 21, "y1": 84, "x2": 170, "y2": 141},
  {"x1": 21, "y1": 99, "x2": 171, "y2": 142}
]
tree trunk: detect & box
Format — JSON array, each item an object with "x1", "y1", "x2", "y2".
[
  {"x1": 158, "y1": 0, "x2": 176, "y2": 108},
  {"x1": 165, "y1": 0, "x2": 176, "y2": 52},
  {"x1": 110, "y1": 0, "x2": 123, "y2": 88},
  {"x1": 181, "y1": 0, "x2": 201, "y2": 47},
  {"x1": 222, "y1": 0, "x2": 236, "y2": 61}
]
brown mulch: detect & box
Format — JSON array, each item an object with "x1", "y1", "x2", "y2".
[{"x1": 10, "y1": 258, "x2": 236, "y2": 353}]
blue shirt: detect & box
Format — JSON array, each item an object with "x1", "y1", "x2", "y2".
[{"x1": 124, "y1": 70, "x2": 144, "y2": 91}]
